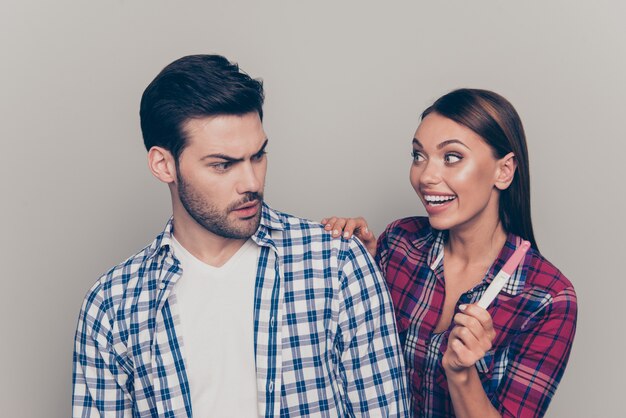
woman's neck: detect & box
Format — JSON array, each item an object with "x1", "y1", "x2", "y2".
[{"x1": 445, "y1": 218, "x2": 508, "y2": 270}]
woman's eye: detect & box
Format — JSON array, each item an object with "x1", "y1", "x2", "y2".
[
  {"x1": 411, "y1": 150, "x2": 425, "y2": 163},
  {"x1": 444, "y1": 153, "x2": 462, "y2": 164}
]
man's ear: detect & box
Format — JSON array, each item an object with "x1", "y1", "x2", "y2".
[
  {"x1": 148, "y1": 146, "x2": 177, "y2": 184},
  {"x1": 495, "y1": 152, "x2": 517, "y2": 190}
]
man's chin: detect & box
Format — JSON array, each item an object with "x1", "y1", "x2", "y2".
[{"x1": 228, "y1": 212, "x2": 262, "y2": 238}]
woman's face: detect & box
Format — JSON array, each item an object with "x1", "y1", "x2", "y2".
[{"x1": 410, "y1": 112, "x2": 505, "y2": 233}]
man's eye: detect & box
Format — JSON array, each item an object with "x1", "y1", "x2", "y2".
[
  {"x1": 411, "y1": 150, "x2": 425, "y2": 163},
  {"x1": 212, "y1": 162, "x2": 232, "y2": 171},
  {"x1": 252, "y1": 151, "x2": 267, "y2": 161},
  {"x1": 444, "y1": 153, "x2": 462, "y2": 164}
]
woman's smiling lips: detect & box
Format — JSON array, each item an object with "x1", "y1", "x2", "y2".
[{"x1": 422, "y1": 193, "x2": 457, "y2": 215}]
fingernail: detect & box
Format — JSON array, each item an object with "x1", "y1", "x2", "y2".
[
  {"x1": 343, "y1": 232, "x2": 349, "y2": 239},
  {"x1": 459, "y1": 304, "x2": 467, "y2": 311},
  {"x1": 325, "y1": 224, "x2": 331, "y2": 230},
  {"x1": 364, "y1": 227, "x2": 369, "y2": 234},
  {"x1": 333, "y1": 230, "x2": 339, "y2": 236}
]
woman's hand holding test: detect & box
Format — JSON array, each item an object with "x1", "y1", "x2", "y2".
[{"x1": 443, "y1": 304, "x2": 495, "y2": 375}]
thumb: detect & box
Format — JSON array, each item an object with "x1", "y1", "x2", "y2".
[{"x1": 359, "y1": 228, "x2": 377, "y2": 257}]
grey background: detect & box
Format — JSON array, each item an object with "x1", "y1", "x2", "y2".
[{"x1": 1, "y1": 1, "x2": 624, "y2": 417}]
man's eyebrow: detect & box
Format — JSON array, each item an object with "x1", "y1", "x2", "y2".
[
  {"x1": 201, "y1": 138, "x2": 269, "y2": 162},
  {"x1": 254, "y1": 139, "x2": 269, "y2": 155},
  {"x1": 412, "y1": 138, "x2": 423, "y2": 148},
  {"x1": 200, "y1": 153, "x2": 241, "y2": 163}
]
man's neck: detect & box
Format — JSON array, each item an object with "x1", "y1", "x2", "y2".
[{"x1": 171, "y1": 212, "x2": 248, "y2": 268}]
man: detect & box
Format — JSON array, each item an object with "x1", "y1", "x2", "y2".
[{"x1": 72, "y1": 54, "x2": 409, "y2": 417}]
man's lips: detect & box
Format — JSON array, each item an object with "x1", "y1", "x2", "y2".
[
  {"x1": 232, "y1": 200, "x2": 261, "y2": 218},
  {"x1": 233, "y1": 200, "x2": 260, "y2": 211}
]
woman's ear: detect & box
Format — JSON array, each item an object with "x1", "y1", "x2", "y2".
[
  {"x1": 495, "y1": 152, "x2": 517, "y2": 190},
  {"x1": 148, "y1": 146, "x2": 177, "y2": 184}
]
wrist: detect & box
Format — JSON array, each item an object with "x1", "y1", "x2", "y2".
[{"x1": 444, "y1": 364, "x2": 472, "y2": 386}]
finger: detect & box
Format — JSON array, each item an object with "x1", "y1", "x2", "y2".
[
  {"x1": 322, "y1": 216, "x2": 336, "y2": 231},
  {"x1": 360, "y1": 227, "x2": 374, "y2": 240},
  {"x1": 459, "y1": 304, "x2": 495, "y2": 336},
  {"x1": 352, "y1": 217, "x2": 370, "y2": 236},
  {"x1": 453, "y1": 313, "x2": 493, "y2": 352},
  {"x1": 450, "y1": 325, "x2": 481, "y2": 353},
  {"x1": 341, "y1": 218, "x2": 358, "y2": 239},
  {"x1": 350, "y1": 217, "x2": 373, "y2": 240},
  {"x1": 330, "y1": 218, "x2": 347, "y2": 238},
  {"x1": 450, "y1": 326, "x2": 492, "y2": 369},
  {"x1": 344, "y1": 217, "x2": 372, "y2": 239},
  {"x1": 356, "y1": 229, "x2": 377, "y2": 258},
  {"x1": 453, "y1": 312, "x2": 483, "y2": 338},
  {"x1": 459, "y1": 304, "x2": 492, "y2": 326},
  {"x1": 447, "y1": 333, "x2": 475, "y2": 368},
  {"x1": 323, "y1": 217, "x2": 347, "y2": 237},
  {"x1": 349, "y1": 217, "x2": 376, "y2": 256}
]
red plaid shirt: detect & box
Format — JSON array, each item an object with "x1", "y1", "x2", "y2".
[{"x1": 376, "y1": 217, "x2": 577, "y2": 418}]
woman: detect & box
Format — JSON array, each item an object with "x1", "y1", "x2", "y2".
[{"x1": 323, "y1": 89, "x2": 577, "y2": 418}]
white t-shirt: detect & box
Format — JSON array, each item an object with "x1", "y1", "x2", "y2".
[{"x1": 171, "y1": 237, "x2": 260, "y2": 417}]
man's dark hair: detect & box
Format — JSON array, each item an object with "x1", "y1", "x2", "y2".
[{"x1": 140, "y1": 54, "x2": 264, "y2": 161}]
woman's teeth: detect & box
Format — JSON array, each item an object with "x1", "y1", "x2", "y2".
[{"x1": 424, "y1": 195, "x2": 457, "y2": 205}]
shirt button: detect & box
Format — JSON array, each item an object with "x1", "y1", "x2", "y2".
[
  {"x1": 268, "y1": 380, "x2": 274, "y2": 393},
  {"x1": 159, "y1": 282, "x2": 166, "y2": 290},
  {"x1": 270, "y1": 316, "x2": 275, "y2": 327}
]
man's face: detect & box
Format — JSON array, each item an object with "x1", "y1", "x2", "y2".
[{"x1": 175, "y1": 112, "x2": 268, "y2": 239}]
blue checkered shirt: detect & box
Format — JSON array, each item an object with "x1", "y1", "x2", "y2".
[{"x1": 73, "y1": 204, "x2": 410, "y2": 417}]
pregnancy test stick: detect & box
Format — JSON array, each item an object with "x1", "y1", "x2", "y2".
[{"x1": 477, "y1": 240, "x2": 531, "y2": 309}]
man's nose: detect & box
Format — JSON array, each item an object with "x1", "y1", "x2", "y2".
[{"x1": 236, "y1": 161, "x2": 262, "y2": 194}]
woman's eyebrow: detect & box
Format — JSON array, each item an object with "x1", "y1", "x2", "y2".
[
  {"x1": 437, "y1": 139, "x2": 470, "y2": 150},
  {"x1": 413, "y1": 137, "x2": 470, "y2": 150}
]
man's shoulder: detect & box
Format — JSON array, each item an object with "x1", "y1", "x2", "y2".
[
  {"x1": 103, "y1": 241, "x2": 161, "y2": 285},
  {"x1": 265, "y1": 205, "x2": 371, "y2": 261},
  {"x1": 263, "y1": 205, "x2": 326, "y2": 236},
  {"x1": 80, "y1": 234, "x2": 166, "y2": 316}
]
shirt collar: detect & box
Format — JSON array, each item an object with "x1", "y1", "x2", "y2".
[
  {"x1": 425, "y1": 229, "x2": 446, "y2": 271},
  {"x1": 258, "y1": 202, "x2": 285, "y2": 231},
  {"x1": 145, "y1": 216, "x2": 175, "y2": 261},
  {"x1": 423, "y1": 227, "x2": 528, "y2": 297},
  {"x1": 250, "y1": 202, "x2": 285, "y2": 250}
]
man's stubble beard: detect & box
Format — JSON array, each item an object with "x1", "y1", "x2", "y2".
[{"x1": 177, "y1": 171, "x2": 263, "y2": 240}]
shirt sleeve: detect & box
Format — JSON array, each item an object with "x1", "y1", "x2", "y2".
[
  {"x1": 72, "y1": 283, "x2": 134, "y2": 417},
  {"x1": 491, "y1": 286, "x2": 578, "y2": 418},
  {"x1": 335, "y1": 238, "x2": 411, "y2": 417}
]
